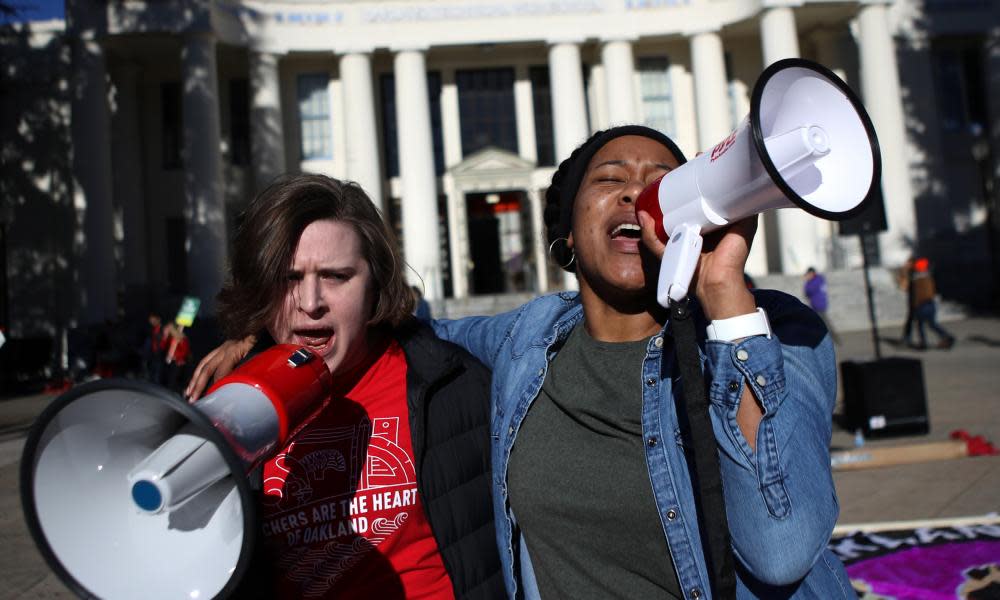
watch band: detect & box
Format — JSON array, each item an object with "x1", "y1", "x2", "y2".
[{"x1": 705, "y1": 307, "x2": 772, "y2": 342}]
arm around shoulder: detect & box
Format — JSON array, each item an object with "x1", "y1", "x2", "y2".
[{"x1": 430, "y1": 303, "x2": 527, "y2": 371}]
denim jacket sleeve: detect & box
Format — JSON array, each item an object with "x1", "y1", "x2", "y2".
[
  {"x1": 429, "y1": 304, "x2": 527, "y2": 370},
  {"x1": 701, "y1": 290, "x2": 840, "y2": 586}
]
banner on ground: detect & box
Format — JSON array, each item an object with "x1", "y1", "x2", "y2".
[{"x1": 829, "y1": 516, "x2": 1000, "y2": 599}]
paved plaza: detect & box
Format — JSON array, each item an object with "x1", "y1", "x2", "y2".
[{"x1": 1, "y1": 315, "x2": 998, "y2": 599}]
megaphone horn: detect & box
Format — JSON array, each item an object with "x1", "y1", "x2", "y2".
[
  {"x1": 20, "y1": 345, "x2": 333, "y2": 600},
  {"x1": 637, "y1": 58, "x2": 882, "y2": 305}
]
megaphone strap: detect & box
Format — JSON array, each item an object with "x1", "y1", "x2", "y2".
[{"x1": 669, "y1": 299, "x2": 737, "y2": 600}]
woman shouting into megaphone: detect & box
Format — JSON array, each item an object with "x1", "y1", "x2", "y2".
[
  {"x1": 193, "y1": 174, "x2": 504, "y2": 599},
  {"x1": 190, "y1": 126, "x2": 850, "y2": 599}
]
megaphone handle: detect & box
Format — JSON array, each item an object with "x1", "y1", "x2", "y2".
[{"x1": 656, "y1": 223, "x2": 703, "y2": 307}]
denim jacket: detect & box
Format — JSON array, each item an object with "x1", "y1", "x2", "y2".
[{"x1": 432, "y1": 289, "x2": 853, "y2": 599}]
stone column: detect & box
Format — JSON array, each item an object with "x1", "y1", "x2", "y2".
[
  {"x1": 760, "y1": 4, "x2": 825, "y2": 274},
  {"x1": 527, "y1": 188, "x2": 549, "y2": 293},
  {"x1": 440, "y1": 70, "x2": 463, "y2": 168},
  {"x1": 548, "y1": 40, "x2": 590, "y2": 162},
  {"x1": 689, "y1": 30, "x2": 731, "y2": 150},
  {"x1": 249, "y1": 51, "x2": 286, "y2": 193},
  {"x1": 760, "y1": 5, "x2": 801, "y2": 66},
  {"x1": 588, "y1": 62, "x2": 610, "y2": 131},
  {"x1": 514, "y1": 64, "x2": 538, "y2": 164},
  {"x1": 111, "y1": 63, "x2": 148, "y2": 317},
  {"x1": 602, "y1": 38, "x2": 637, "y2": 125},
  {"x1": 71, "y1": 36, "x2": 117, "y2": 325},
  {"x1": 440, "y1": 70, "x2": 467, "y2": 299},
  {"x1": 394, "y1": 48, "x2": 444, "y2": 300},
  {"x1": 181, "y1": 33, "x2": 228, "y2": 315},
  {"x1": 339, "y1": 50, "x2": 383, "y2": 210},
  {"x1": 547, "y1": 40, "x2": 588, "y2": 289},
  {"x1": 857, "y1": 1, "x2": 917, "y2": 266},
  {"x1": 445, "y1": 181, "x2": 469, "y2": 299}
]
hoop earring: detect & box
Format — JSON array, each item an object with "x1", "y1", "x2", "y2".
[{"x1": 548, "y1": 237, "x2": 575, "y2": 269}]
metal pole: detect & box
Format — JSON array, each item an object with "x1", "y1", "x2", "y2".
[{"x1": 860, "y1": 232, "x2": 882, "y2": 360}]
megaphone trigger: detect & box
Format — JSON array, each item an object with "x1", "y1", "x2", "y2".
[{"x1": 657, "y1": 223, "x2": 704, "y2": 305}]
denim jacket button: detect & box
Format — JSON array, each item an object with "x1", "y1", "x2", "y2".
[
  {"x1": 666, "y1": 508, "x2": 677, "y2": 521},
  {"x1": 647, "y1": 436, "x2": 658, "y2": 447},
  {"x1": 508, "y1": 426, "x2": 514, "y2": 435},
  {"x1": 654, "y1": 336, "x2": 664, "y2": 348},
  {"x1": 727, "y1": 381, "x2": 739, "y2": 392},
  {"x1": 689, "y1": 588, "x2": 702, "y2": 599},
  {"x1": 645, "y1": 377, "x2": 656, "y2": 387},
  {"x1": 755, "y1": 374, "x2": 767, "y2": 386},
  {"x1": 736, "y1": 349, "x2": 750, "y2": 361}
]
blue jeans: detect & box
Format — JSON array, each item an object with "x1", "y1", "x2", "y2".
[{"x1": 914, "y1": 301, "x2": 953, "y2": 346}]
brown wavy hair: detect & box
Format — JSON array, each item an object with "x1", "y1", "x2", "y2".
[{"x1": 217, "y1": 174, "x2": 414, "y2": 340}]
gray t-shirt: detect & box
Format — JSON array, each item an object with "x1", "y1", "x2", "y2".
[{"x1": 508, "y1": 323, "x2": 682, "y2": 599}]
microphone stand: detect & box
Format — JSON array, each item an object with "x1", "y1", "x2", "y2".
[{"x1": 859, "y1": 231, "x2": 882, "y2": 360}]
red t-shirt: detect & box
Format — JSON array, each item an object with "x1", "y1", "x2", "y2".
[{"x1": 259, "y1": 340, "x2": 455, "y2": 600}]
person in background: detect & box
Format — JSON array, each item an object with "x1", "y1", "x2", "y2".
[
  {"x1": 896, "y1": 258, "x2": 916, "y2": 345},
  {"x1": 189, "y1": 174, "x2": 503, "y2": 599},
  {"x1": 161, "y1": 321, "x2": 191, "y2": 391},
  {"x1": 142, "y1": 312, "x2": 165, "y2": 383},
  {"x1": 905, "y1": 257, "x2": 955, "y2": 350},
  {"x1": 803, "y1": 267, "x2": 841, "y2": 345}
]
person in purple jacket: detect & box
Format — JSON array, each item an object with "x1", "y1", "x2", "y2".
[{"x1": 803, "y1": 267, "x2": 841, "y2": 345}]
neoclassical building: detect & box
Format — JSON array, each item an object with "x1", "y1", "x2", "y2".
[{"x1": 2, "y1": 0, "x2": 997, "y2": 339}]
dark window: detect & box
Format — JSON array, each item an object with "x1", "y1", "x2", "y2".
[
  {"x1": 456, "y1": 67, "x2": 518, "y2": 156},
  {"x1": 529, "y1": 66, "x2": 555, "y2": 167},
  {"x1": 297, "y1": 73, "x2": 332, "y2": 160},
  {"x1": 229, "y1": 78, "x2": 250, "y2": 166},
  {"x1": 161, "y1": 82, "x2": 182, "y2": 169},
  {"x1": 638, "y1": 57, "x2": 676, "y2": 137},
  {"x1": 931, "y1": 39, "x2": 987, "y2": 134},
  {"x1": 380, "y1": 72, "x2": 445, "y2": 177}
]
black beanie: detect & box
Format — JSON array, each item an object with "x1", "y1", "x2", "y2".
[{"x1": 545, "y1": 125, "x2": 688, "y2": 272}]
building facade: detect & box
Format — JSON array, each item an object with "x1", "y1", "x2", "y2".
[{"x1": 1, "y1": 0, "x2": 998, "y2": 342}]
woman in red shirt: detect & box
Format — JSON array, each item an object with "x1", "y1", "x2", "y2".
[{"x1": 200, "y1": 174, "x2": 502, "y2": 600}]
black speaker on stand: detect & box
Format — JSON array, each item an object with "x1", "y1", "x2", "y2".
[
  {"x1": 840, "y1": 358, "x2": 930, "y2": 437},
  {"x1": 837, "y1": 186, "x2": 930, "y2": 438}
]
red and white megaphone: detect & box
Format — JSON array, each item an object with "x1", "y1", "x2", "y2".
[
  {"x1": 20, "y1": 345, "x2": 332, "y2": 599},
  {"x1": 637, "y1": 58, "x2": 881, "y2": 306}
]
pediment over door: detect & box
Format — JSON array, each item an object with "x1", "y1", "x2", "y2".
[{"x1": 450, "y1": 146, "x2": 536, "y2": 191}]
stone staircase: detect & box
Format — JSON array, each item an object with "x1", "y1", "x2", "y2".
[{"x1": 434, "y1": 267, "x2": 967, "y2": 333}]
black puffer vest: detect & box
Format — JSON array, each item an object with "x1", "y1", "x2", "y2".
[
  {"x1": 238, "y1": 323, "x2": 503, "y2": 599},
  {"x1": 397, "y1": 320, "x2": 505, "y2": 600}
]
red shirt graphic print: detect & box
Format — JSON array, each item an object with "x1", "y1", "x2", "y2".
[{"x1": 259, "y1": 340, "x2": 455, "y2": 600}]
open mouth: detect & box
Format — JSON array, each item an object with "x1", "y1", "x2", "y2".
[
  {"x1": 610, "y1": 223, "x2": 641, "y2": 240},
  {"x1": 292, "y1": 328, "x2": 334, "y2": 353}
]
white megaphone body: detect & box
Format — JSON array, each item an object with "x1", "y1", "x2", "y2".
[
  {"x1": 636, "y1": 58, "x2": 881, "y2": 306},
  {"x1": 20, "y1": 344, "x2": 333, "y2": 600}
]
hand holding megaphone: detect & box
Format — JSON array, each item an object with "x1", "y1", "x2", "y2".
[
  {"x1": 21, "y1": 344, "x2": 333, "y2": 600},
  {"x1": 635, "y1": 58, "x2": 881, "y2": 307}
]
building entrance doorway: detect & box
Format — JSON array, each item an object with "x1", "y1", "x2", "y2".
[{"x1": 466, "y1": 190, "x2": 532, "y2": 295}]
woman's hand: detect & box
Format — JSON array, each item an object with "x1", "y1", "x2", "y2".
[
  {"x1": 637, "y1": 210, "x2": 757, "y2": 321},
  {"x1": 184, "y1": 335, "x2": 257, "y2": 401}
]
